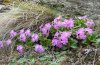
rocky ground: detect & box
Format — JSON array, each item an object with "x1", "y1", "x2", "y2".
[
  {"x1": 32, "y1": 0, "x2": 100, "y2": 20},
  {"x1": 0, "y1": 0, "x2": 100, "y2": 38},
  {"x1": 0, "y1": 0, "x2": 100, "y2": 65}
]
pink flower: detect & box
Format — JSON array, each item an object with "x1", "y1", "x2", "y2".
[
  {"x1": 53, "y1": 16, "x2": 62, "y2": 29},
  {"x1": 85, "y1": 28, "x2": 94, "y2": 34},
  {"x1": 85, "y1": 20, "x2": 94, "y2": 27},
  {"x1": 44, "y1": 23, "x2": 51, "y2": 30},
  {"x1": 0, "y1": 41, "x2": 3, "y2": 49},
  {"x1": 40, "y1": 23, "x2": 51, "y2": 36},
  {"x1": 17, "y1": 45, "x2": 24, "y2": 54},
  {"x1": 52, "y1": 32, "x2": 71, "y2": 48},
  {"x1": 78, "y1": 15, "x2": 87, "y2": 19},
  {"x1": 52, "y1": 39, "x2": 63, "y2": 48},
  {"x1": 61, "y1": 32, "x2": 71, "y2": 38},
  {"x1": 31, "y1": 34, "x2": 38, "y2": 42},
  {"x1": 53, "y1": 21, "x2": 62, "y2": 29},
  {"x1": 77, "y1": 33, "x2": 86, "y2": 40},
  {"x1": 62, "y1": 18, "x2": 74, "y2": 28},
  {"x1": 54, "y1": 32, "x2": 60, "y2": 38},
  {"x1": 56, "y1": 42, "x2": 63, "y2": 48},
  {"x1": 19, "y1": 29, "x2": 25, "y2": 34},
  {"x1": 76, "y1": 28, "x2": 86, "y2": 40},
  {"x1": 52, "y1": 32, "x2": 62, "y2": 48},
  {"x1": 41, "y1": 28, "x2": 49, "y2": 36},
  {"x1": 60, "y1": 32, "x2": 71, "y2": 45},
  {"x1": 53, "y1": 16, "x2": 62, "y2": 23},
  {"x1": 10, "y1": 30, "x2": 17, "y2": 39},
  {"x1": 6, "y1": 39, "x2": 11, "y2": 45},
  {"x1": 34, "y1": 44, "x2": 45, "y2": 53},
  {"x1": 61, "y1": 19, "x2": 68, "y2": 27},
  {"x1": 60, "y1": 38, "x2": 68, "y2": 45},
  {"x1": 52, "y1": 39, "x2": 59, "y2": 46},
  {"x1": 20, "y1": 33, "x2": 26, "y2": 42},
  {"x1": 25, "y1": 29, "x2": 31, "y2": 36}
]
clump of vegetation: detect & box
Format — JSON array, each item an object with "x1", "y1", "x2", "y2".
[
  {"x1": 0, "y1": 16, "x2": 99, "y2": 65},
  {"x1": 0, "y1": 16, "x2": 98, "y2": 53}
]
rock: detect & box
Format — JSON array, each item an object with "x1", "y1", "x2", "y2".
[
  {"x1": 95, "y1": 61, "x2": 100, "y2": 65},
  {"x1": 33, "y1": 0, "x2": 100, "y2": 20},
  {"x1": 0, "y1": 6, "x2": 10, "y2": 13},
  {"x1": 0, "y1": 5, "x2": 5, "y2": 10},
  {"x1": 0, "y1": 0, "x2": 3, "y2": 4}
]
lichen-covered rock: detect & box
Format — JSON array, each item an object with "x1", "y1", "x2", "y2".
[
  {"x1": 0, "y1": 5, "x2": 10, "y2": 13},
  {"x1": 33, "y1": 0, "x2": 100, "y2": 20}
]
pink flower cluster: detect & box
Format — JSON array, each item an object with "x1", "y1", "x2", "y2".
[
  {"x1": 15, "y1": 29, "x2": 45, "y2": 54},
  {"x1": 18, "y1": 29, "x2": 39, "y2": 43},
  {"x1": 40, "y1": 23, "x2": 51, "y2": 36},
  {"x1": 85, "y1": 20, "x2": 94, "y2": 28},
  {"x1": 17, "y1": 45, "x2": 24, "y2": 55},
  {"x1": 34, "y1": 44, "x2": 45, "y2": 53},
  {"x1": 0, "y1": 16, "x2": 95, "y2": 54},
  {"x1": 0, "y1": 28, "x2": 45, "y2": 54},
  {"x1": 17, "y1": 29, "x2": 45, "y2": 54},
  {"x1": 52, "y1": 32, "x2": 71, "y2": 48},
  {"x1": 39, "y1": 16, "x2": 94, "y2": 47},
  {"x1": 76, "y1": 28, "x2": 94, "y2": 40},
  {"x1": 52, "y1": 16, "x2": 74, "y2": 29},
  {"x1": 0, "y1": 39, "x2": 12, "y2": 49}
]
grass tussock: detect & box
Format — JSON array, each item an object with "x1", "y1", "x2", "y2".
[
  {"x1": 0, "y1": 1, "x2": 59, "y2": 39},
  {"x1": 11, "y1": 2, "x2": 58, "y2": 30}
]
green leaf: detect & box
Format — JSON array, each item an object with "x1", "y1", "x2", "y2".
[
  {"x1": 57, "y1": 57, "x2": 65, "y2": 62},
  {"x1": 69, "y1": 38, "x2": 78, "y2": 48},
  {"x1": 88, "y1": 34, "x2": 97, "y2": 41},
  {"x1": 82, "y1": 39, "x2": 89, "y2": 45},
  {"x1": 30, "y1": 58, "x2": 35, "y2": 63},
  {"x1": 17, "y1": 58, "x2": 27, "y2": 63},
  {"x1": 40, "y1": 37, "x2": 51, "y2": 47},
  {"x1": 50, "y1": 62, "x2": 60, "y2": 65},
  {"x1": 62, "y1": 46, "x2": 67, "y2": 50},
  {"x1": 75, "y1": 19, "x2": 86, "y2": 27},
  {"x1": 8, "y1": 62, "x2": 16, "y2": 65},
  {"x1": 96, "y1": 39, "x2": 100, "y2": 43},
  {"x1": 70, "y1": 43, "x2": 78, "y2": 48},
  {"x1": 50, "y1": 27, "x2": 56, "y2": 35},
  {"x1": 96, "y1": 39, "x2": 100, "y2": 47},
  {"x1": 39, "y1": 57, "x2": 47, "y2": 61}
]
